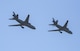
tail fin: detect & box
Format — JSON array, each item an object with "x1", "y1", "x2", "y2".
[
  {"x1": 10, "y1": 12, "x2": 18, "y2": 20},
  {"x1": 11, "y1": 12, "x2": 18, "y2": 20},
  {"x1": 52, "y1": 18, "x2": 58, "y2": 25},
  {"x1": 13, "y1": 12, "x2": 15, "y2": 16}
]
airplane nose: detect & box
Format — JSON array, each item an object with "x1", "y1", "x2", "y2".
[
  {"x1": 70, "y1": 32, "x2": 72, "y2": 34},
  {"x1": 31, "y1": 26, "x2": 36, "y2": 29},
  {"x1": 33, "y1": 27, "x2": 36, "y2": 29},
  {"x1": 69, "y1": 31, "x2": 72, "y2": 34}
]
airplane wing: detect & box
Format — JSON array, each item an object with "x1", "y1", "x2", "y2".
[
  {"x1": 48, "y1": 29, "x2": 63, "y2": 33},
  {"x1": 63, "y1": 20, "x2": 68, "y2": 28},
  {"x1": 48, "y1": 29, "x2": 60, "y2": 32},
  {"x1": 24, "y1": 14, "x2": 30, "y2": 23},
  {"x1": 9, "y1": 24, "x2": 21, "y2": 26}
]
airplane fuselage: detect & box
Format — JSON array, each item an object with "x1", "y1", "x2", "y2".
[
  {"x1": 15, "y1": 19, "x2": 24, "y2": 24},
  {"x1": 14, "y1": 19, "x2": 36, "y2": 29},
  {"x1": 54, "y1": 24, "x2": 72, "y2": 34}
]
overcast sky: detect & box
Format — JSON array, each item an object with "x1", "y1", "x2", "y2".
[{"x1": 0, "y1": 0, "x2": 80, "y2": 51}]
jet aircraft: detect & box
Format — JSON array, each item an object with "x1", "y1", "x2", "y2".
[
  {"x1": 9, "y1": 12, "x2": 36, "y2": 29},
  {"x1": 49, "y1": 18, "x2": 72, "y2": 34}
]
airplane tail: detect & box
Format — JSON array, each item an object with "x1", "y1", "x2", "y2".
[
  {"x1": 12, "y1": 12, "x2": 15, "y2": 17},
  {"x1": 49, "y1": 18, "x2": 58, "y2": 26},
  {"x1": 53, "y1": 18, "x2": 58, "y2": 25},
  {"x1": 9, "y1": 12, "x2": 18, "y2": 20},
  {"x1": 53, "y1": 20, "x2": 58, "y2": 25}
]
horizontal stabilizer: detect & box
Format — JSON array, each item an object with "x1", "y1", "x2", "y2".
[{"x1": 49, "y1": 24, "x2": 54, "y2": 25}]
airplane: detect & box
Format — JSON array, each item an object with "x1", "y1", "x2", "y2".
[
  {"x1": 9, "y1": 12, "x2": 36, "y2": 29},
  {"x1": 49, "y1": 18, "x2": 72, "y2": 34}
]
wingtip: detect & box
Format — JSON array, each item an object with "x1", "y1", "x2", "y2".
[
  {"x1": 28, "y1": 14, "x2": 30, "y2": 16},
  {"x1": 33, "y1": 27, "x2": 36, "y2": 30},
  {"x1": 66, "y1": 20, "x2": 69, "y2": 22}
]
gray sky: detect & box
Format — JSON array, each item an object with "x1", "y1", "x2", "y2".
[{"x1": 0, "y1": 0, "x2": 80, "y2": 51}]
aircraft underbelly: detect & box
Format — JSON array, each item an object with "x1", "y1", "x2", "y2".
[{"x1": 25, "y1": 24, "x2": 36, "y2": 29}]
